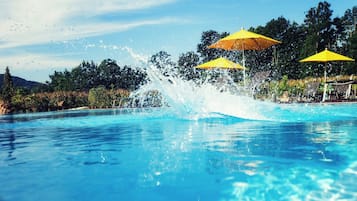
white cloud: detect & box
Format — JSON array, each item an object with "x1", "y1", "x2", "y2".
[
  {"x1": 0, "y1": 0, "x2": 176, "y2": 49},
  {"x1": 0, "y1": 53, "x2": 79, "y2": 71},
  {"x1": 0, "y1": 17, "x2": 178, "y2": 49}
]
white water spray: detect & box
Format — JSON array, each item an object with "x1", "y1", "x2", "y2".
[
  {"x1": 121, "y1": 47, "x2": 273, "y2": 120},
  {"x1": 120, "y1": 47, "x2": 357, "y2": 122}
]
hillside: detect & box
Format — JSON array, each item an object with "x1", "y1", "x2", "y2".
[{"x1": 0, "y1": 74, "x2": 45, "y2": 89}]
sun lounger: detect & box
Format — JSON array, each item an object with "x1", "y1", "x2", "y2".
[
  {"x1": 250, "y1": 70, "x2": 271, "y2": 95},
  {"x1": 330, "y1": 81, "x2": 354, "y2": 100},
  {"x1": 304, "y1": 81, "x2": 320, "y2": 102}
]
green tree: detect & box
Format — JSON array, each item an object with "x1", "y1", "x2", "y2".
[
  {"x1": 344, "y1": 31, "x2": 357, "y2": 75},
  {"x1": 49, "y1": 59, "x2": 146, "y2": 92},
  {"x1": 88, "y1": 86, "x2": 110, "y2": 108},
  {"x1": 300, "y1": 1, "x2": 336, "y2": 78},
  {"x1": 1, "y1": 67, "x2": 14, "y2": 104},
  {"x1": 279, "y1": 22, "x2": 306, "y2": 79},
  {"x1": 97, "y1": 59, "x2": 146, "y2": 90},
  {"x1": 71, "y1": 61, "x2": 98, "y2": 91},
  {"x1": 349, "y1": 32, "x2": 357, "y2": 60},
  {"x1": 197, "y1": 30, "x2": 230, "y2": 62},
  {"x1": 48, "y1": 70, "x2": 74, "y2": 91},
  {"x1": 149, "y1": 51, "x2": 177, "y2": 76},
  {"x1": 303, "y1": 1, "x2": 334, "y2": 54},
  {"x1": 339, "y1": 7, "x2": 356, "y2": 52},
  {"x1": 339, "y1": 6, "x2": 357, "y2": 75},
  {"x1": 98, "y1": 58, "x2": 121, "y2": 88},
  {"x1": 252, "y1": 18, "x2": 288, "y2": 76},
  {"x1": 177, "y1": 51, "x2": 201, "y2": 81},
  {"x1": 117, "y1": 65, "x2": 147, "y2": 91},
  {"x1": 248, "y1": 17, "x2": 306, "y2": 79}
]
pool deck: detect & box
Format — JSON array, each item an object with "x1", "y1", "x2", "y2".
[{"x1": 279, "y1": 98, "x2": 357, "y2": 104}]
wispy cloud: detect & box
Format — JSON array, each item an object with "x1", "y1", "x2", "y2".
[
  {"x1": 0, "y1": 0, "x2": 177, "y2": 49},
  {"x1": 0, "y1": 53, "x2": 79, "y2": 71}
]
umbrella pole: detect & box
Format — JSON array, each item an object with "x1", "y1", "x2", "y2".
[
  {"x1": 242, "y1": 50, "x2": 246, "y2": 86},
  {"x1": 322, "y1": 64, "x2": 327, "y2": 102}
]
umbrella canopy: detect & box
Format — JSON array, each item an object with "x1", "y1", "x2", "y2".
[
  {"x1": 208, "y1": 29, "x2": 281, "y2": 85},
  {"x1": 208, "y1": 29, "x2": 281, "y2": 50},
  {"x1": 299, "y1": 48, "x2": 355, "y2": 102},
  {"x1": 300, "y1": 48, "x2": 355, "y2": 63},
  {"x1": 195, "y1": 57, "x2": 245, "y2": 70}
]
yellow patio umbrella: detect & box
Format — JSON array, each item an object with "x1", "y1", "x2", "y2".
[
  {"x1": 300, "y1": 48, "x2": 355, "y2": 101},
  {"x1": 195, "y1": 57, "x2": 245, "y2": 70},
  {"x1": 208, "y1": 29, "x2": 281, "y2": 85}
]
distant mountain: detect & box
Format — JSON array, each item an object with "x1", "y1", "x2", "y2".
[{"x1": 0, "y1": 74, "x2": 45, "y2": 89}]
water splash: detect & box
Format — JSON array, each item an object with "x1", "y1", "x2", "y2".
[
  {"x1": 122, "y1": 47, "x2": 357, "y2": 122},
  {"x1": 122, "y1": 47, "x2": 270, "y2": 120}
]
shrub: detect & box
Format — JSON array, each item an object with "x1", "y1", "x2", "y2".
[{"x1": 88, "y1": 86, "x2": 111, "y2": 108}]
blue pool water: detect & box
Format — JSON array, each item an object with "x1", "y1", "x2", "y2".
[{"x1": 1, "y1": 104, "x2": 357, "y2": 201}]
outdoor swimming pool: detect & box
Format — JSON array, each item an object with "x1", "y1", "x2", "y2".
[{"x1": 1, "y1": 103, "x2": 357, "y2": 201}]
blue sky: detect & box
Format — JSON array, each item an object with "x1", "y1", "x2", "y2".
[{"x1": 0, "y1": 0, "x2": 355, "y2": 82}]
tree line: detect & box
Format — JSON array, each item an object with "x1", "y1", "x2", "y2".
[{"x1": 48, "y1": 59, "x2": 147, "y2": 92}]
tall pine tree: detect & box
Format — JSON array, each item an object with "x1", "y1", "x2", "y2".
[
  {"x1": 1, "y1": 67, "x2": 14, "y2": 104},
  {"x1": 303, "y1": 1, "x2": 334, "y2": 56}
]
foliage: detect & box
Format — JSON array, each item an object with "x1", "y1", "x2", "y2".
[
  {"x1": 108, "y1": 88, "x2": 131, "y2": 108},
  {"x1": 7, "y1": 88, "x2": 130, "y2": 113},
  {"x1": 250, "y1": 17, "x2": 306, "y2": 79},
  {"x1": 277, "y1": 75, "x2": 289, "y2": 96},
  {"x1": 177, "y1": 51, "x2": 201, "y2": 81},
  {"x1": 259, "y1": 74, "x2": 357, "y2": 102},
  {"x1": 303, "y1": 1, "x2": 334, "y2": 54},
  {"x1": 88, "y1": 86, "x2": 110, "y2": 108},
  {"x1": 11, "y1": 91, "x2": 89, "y2": 113},
  {"x1": 48, "y1": 59, "x2": 147, "y2": 92},
  {"x1": 88, "y1": 86, "x2": 130, "y2": 109},
  {"x1": 149, "y1": 51, "x2": 177, "y2": 77},
  {"x1": 1, "y1": 67, "x2": 14, "y2": 104},
  {"x1": 345, "y1": 31, "x2": 357, "y2": 74},
  {"x1": 196, "y1": 30, "x2": 230, "y2": 62},
  {"x1": 49, "y1": 70, "x2": 74, "y2": 91}
]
